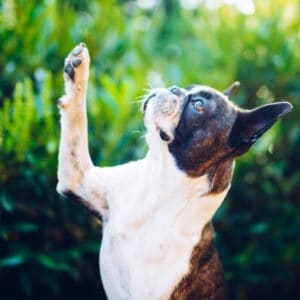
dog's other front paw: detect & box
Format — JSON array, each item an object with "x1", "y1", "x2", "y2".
[{"x1": 59, "y1": 43, "x2": 90, "y2": 108}]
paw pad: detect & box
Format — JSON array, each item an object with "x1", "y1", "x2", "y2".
[
  {"x1": 64, "y1": 63, "x2": 75, "y2": 80},
  {"x1": 64, "y1": 43, "x2": 87, "y2": 81},
  {"x1": 72, "y1": 47, "x2": 83, "y2": 56},
  {"x1": 72, "y1": 57, "x2": 82, "y2": 67}
]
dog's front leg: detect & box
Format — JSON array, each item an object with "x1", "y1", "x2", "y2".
[{"x1": 57, "y1": 43, "x2": 108, "y2": 220}]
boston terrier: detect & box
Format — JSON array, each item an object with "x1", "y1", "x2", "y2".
[{"x1": 57, "y1": 43, "x2": 292, "y2": 300}]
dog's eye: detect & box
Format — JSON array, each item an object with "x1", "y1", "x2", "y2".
[
  {"x1": 192, "y1": 99, "x2": 204, "y2": 112},
  {"x1": 199, "y1": 91, "x2": 212, "y2": 100}
]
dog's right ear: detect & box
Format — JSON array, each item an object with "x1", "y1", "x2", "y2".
[
  {"x1": 228, "y1": 101, "x2": 293, "y2": 157},
  {"x1": 223, "y1": 81, "x2": 240, "y2": 98}
]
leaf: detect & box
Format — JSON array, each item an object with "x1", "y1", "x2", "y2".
[
  {"x1": 250, "y1": 223, "x2": 269, "y2": 234},
  {"x1": 35, "y1": 254, "x2": 57, "y2": 269},
  {"x1": 35, "y1": 254, "x2": 73, "y2": 272},
  {"x1": 0, "y1": 193, "x2": 14, "y2": 212},
  {"x1": 12, "y1": 222, "x2": 39, "y2": 233},
  {"x1": 0, "y1": 255, "x2": 26, "y2": 268}
]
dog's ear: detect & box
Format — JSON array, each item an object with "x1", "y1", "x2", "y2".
[
  {"x1": 223, "y1": 81, "x2": 240, "y2": 97},
  {"x1": 228, "y1": 102, "x2": 293, "y2": 156}
]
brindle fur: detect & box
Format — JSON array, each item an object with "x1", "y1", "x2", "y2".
[{"x1": 170, "y1": 222, "x2": 228, "y2": 300}]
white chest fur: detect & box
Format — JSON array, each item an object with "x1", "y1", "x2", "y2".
[{"x1": 99, "y1": 148, "x2": 229, "y2": 300}]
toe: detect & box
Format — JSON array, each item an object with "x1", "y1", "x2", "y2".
[
  {"x1": 71, "y1": 43, "x2": 87, "y2": 56},
  {"x1": 64, "y1": 63, "x2": 74, "y2": 81},
  {"x1": 72, "y1": 46, "x2": 83, "y2": 56},
  {"x1": 72, "y1": 57, "x2": 82, "y2": 67}
]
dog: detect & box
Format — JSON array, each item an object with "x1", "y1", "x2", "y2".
[{"x1": 57, "y1": 43, "x2": 292, "y2": 300}]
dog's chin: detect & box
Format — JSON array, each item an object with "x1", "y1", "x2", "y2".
[{"x1": 143, "y1": 89, "x2": 186, "y2": 144}]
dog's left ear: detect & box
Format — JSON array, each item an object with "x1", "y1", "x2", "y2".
[{"x1": 228, "y1": 101, "x2": 293, "y2": 156}]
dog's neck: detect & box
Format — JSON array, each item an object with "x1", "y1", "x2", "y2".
[
  {"x1": 141, "y1": 135, "x2": 231, "y2": 236},
  {"x1": 145, "y1": 135, "x2": 204, "y2": 201},
  {"x1": 145, "y1": 129, "x2": 233, "y2": 195}
]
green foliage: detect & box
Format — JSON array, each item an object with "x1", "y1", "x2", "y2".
[{"x1": 0, "y1": 0, "x2": 299, "y2": 299}]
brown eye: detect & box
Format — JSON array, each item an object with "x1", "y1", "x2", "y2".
[{"x1": 192, "y1": 99, "x2": 204, "y2": 112}]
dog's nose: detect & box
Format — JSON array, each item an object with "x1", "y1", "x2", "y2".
[{"x1": 170, "y1": 86, "x2": 184, "y2": 97}]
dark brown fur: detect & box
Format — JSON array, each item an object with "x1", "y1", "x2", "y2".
[
  {"x1": 208, "y1": 159, "x2": 234, "y2": 194},
  {"x1": 170, "y1": 223, "x2": 227, "y2": 300},
  {"x1": 168, "y1": 88, "x2": 237, "y2": 193},
  {"x1": 62, "y1": 190, "x2": 102, "y2": 221}
]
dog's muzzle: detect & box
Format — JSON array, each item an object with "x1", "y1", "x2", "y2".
[{"x1": 152, "y1": 86, "x2": 187, "y2": 116}]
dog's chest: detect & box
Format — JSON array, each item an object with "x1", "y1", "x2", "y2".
[
  {"x1": 101, "y1": 203, "x2": 199, "y2": 300},
  {"x1": 99, "y1": 169, "x2": 226, "y2": 300}
]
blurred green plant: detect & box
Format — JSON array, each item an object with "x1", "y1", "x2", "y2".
[{"x1": 0, "y1": 0, "x2": 299, "y2": 299}]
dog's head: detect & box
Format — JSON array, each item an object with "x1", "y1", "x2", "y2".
[{"x1": 143, "y1": 83, "x2": 292, "y2": 189}]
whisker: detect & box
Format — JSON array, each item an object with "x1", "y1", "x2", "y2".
[
  {"x1": 130, "y1": 99, "x2": 145, "y2": 104},
  {"x1": 130, "y1": 129, "x2": 147, "y2": 140},
  {"x1": 130, "y1": 90, "x2": 154, "y2": 106},
  {"x1": 146, "y1": 82, "x2": 154, "y2": 90}
]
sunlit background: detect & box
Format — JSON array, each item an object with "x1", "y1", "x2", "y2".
[
  {"x1": 0, "y1": 0, "x2": 299, "y2": 299},
  {"x1": 140, "y1": 0, "x2": 255, "y2": 14}
]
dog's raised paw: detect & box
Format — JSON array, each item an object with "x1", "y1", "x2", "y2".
[
  {"x1": 59, "y1": 43, "x2": 90, "y2": 108},
  {"x1": 63, "y1": 43, "x2": 89, "y2": 83}
]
